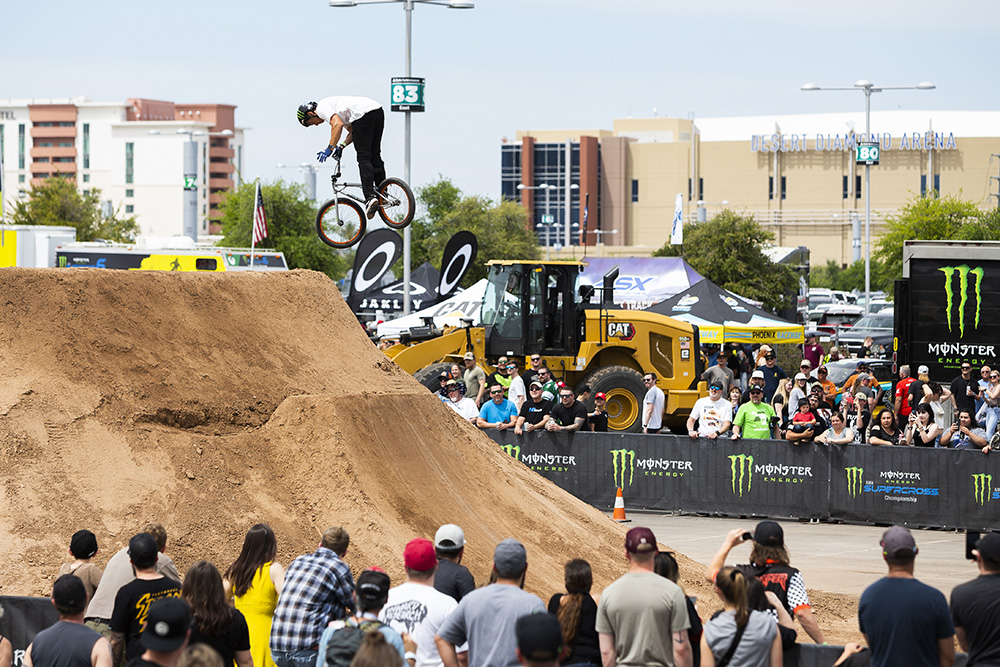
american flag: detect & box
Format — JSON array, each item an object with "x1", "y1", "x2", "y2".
[{"x1": 252, "y1": 181, "x2": 268, "y2": 245}]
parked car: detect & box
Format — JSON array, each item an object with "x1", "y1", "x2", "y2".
[
  {"x1": 836, "y1": 310, "x2": 894, "y2": 357},
  {"x1": 812, "y1": 358, "x2": 894, "y2": 412},
  {"x1": 809, "y1": 304, "x2": 865, "y2": 336}
]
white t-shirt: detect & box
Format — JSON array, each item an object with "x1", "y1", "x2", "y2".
[
  {"x1": 380, "y1": 581, "x2": 459, "y2": 667},
  {"x1": 507, "y1": 376, "x2": 526, "y2": 411},
  {"x1": 447, "y1": 397, "x2": 479, "y2": 421},
  {"x1": 315, "y1": 96, "x2": 381, "y2": 127},
  {"x1": 644, "y1": 386, "x2": 665, "y2": 429},
  {"x1": 690, "y1": 396, "x2": 734, "y2": 435}
]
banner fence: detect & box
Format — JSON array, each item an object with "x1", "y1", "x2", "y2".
[{"x1": 487, "y1": 431, "x2": 1000, "y2": 530}]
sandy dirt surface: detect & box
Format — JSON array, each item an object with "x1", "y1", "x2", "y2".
[{"x1": 0, "y1": 268, "x2": 863, "y2": 644}]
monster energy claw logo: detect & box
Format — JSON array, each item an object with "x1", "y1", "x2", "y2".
[
  {"x1": 501, "y1": 444, "x2": 521, "y2": 460},
  {"x1": 940, "y1": 265, "x2": 984, "y2": 338},
  {"x1": 610, "y1": 449, "x2": 636, "y2": 488},
  {"x1": 973, "y1": 473, "x2": 993, "y2": 506},
  {"x1": 845, "y1": 467, "x2": 864, "y2": 498},
  {"x1": 728, "y1": 454, "x2": 753, "y2": 497}
]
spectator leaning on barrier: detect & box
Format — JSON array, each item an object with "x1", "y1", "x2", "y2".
[
  {"x1": 706, "y1": 521, "x2": 825, "y2": 645},
  {"x1": 477, "y1": 384, "x2": 518, "y2": 431},
  {"x1": 940, "y1": 409, "x2": 989, "y2": 451},
  {"x1": 858, "y1": 526, "x2": 954, "y2": 667},
  {"x1": 731, "y1": 386, "x2": 776, "y2": 440},
  {"x1": 515, "y1": 382, "x2": 552, "y2": 435},
  {"x1": 687, "y1": 381, "x2": 733, "y2": 440},
  {"x1": 950, "y1": 532, "x2": 1000, "y2": 666},
  {"x1": 546, "y1": 387, "x2": 588, "y2": 433}
]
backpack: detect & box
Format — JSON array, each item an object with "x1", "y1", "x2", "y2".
[{"x1": 322, "y1": 619, "x2": 385, "y2": 667}]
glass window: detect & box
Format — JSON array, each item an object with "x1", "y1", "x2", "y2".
[
  {"x1": 125, "y1": 205, "x2": 134, "y2": 213},
  {"x1": 83, "y1": 174, "x2": 90, "y2": 183},
  {"x1": 125, "y1": 142, "x2": 134, "y2": 184},
  {"x1": 18, "y1": 174, "x2": 25, "y2": 183},
  {"x1": 855, "y1": 175, "x2": 862, "y2": 199},
  {"x1": 631, "y1": 179, "x2": 639, "y2": 203},
  {"x1": 83, "y1": 124, "x2": 90, "y2": 169},
  {"x1": 18, "y1": 124, "x2": 24, "y2": 169},
  {"x1": 649, "y1": 333, "x2": 675, "y2": 379},
  {"x1": 126, "y1": 189, "x2": 134, "y2": 198}
]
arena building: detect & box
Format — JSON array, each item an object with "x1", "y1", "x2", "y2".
[
  {"x1": 0, "y1": 97, "x2": 246, "y2": 238},
  {"x1": 501, "y1": 111, "x2": 1000, "y2": 266}
]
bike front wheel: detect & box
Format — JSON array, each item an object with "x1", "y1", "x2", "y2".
[
  {"x1": 377, "y1": 177, "x2": 416, "y2": 229},
  {"x1": 316, "y1": 198, "x2": 366, "y2": 249}
]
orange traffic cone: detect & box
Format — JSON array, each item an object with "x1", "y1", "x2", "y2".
[{"x1": 612, "y1": 488, "x2": 631, "y2": 523}]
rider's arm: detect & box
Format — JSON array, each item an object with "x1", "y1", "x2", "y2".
[{"x1": 328, "y1": 114, "x2": 347, "y2": 148}]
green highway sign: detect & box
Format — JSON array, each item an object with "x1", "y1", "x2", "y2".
[
  {"x1": 856, "y1": 142, "x2": 880, "y2": 166},
  {"x1": 541, "y1": 214, "x2": 555, "y2": 224},
  {"x1": 183, "y1": 176, "x2": 197, "y2": 191},
  {"x1": 391, "y1": 77, "x2": 425, "y2": 112}
]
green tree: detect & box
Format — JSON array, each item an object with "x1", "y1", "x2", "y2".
[
  {"x1": 217, "y1": 179, "x2": 350, "y2": 280},
  {"x1": 410, "y1": 177, "x2": 540, "y2": 287},
  {"x1": 873, "y1": 193, "x2": 983, "y2": 289},
  {"x1": 652, "y1": 210, "x2": 799, "y2": 311},
  {"x1": 809, "y1": 259, "x2": 868, "y2": 292},
  {"x1": 10, "y1": 176, "x2": 139, "y2": 242}
]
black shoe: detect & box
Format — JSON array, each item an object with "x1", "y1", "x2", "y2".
[{"x1": 365, "y1": 197, "x2": 379, "y2": 220}]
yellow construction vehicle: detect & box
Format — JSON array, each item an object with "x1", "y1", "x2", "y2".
[{"x1": 384, "y1": 260, "x2": 707, "y2": 432}]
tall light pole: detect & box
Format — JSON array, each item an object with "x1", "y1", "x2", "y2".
[
  {"x1": 330, "y1": 0, "x2": 474, "y2": 315},
  {"x1": 174, "y1": 129, "x2": 206, "y2": 241},
  {"x1": 276, "y1": 162, "x2": 321, "y2": 201},
  {"x1": 518, "y1": 183, "x2": 555, "y2": 259},
  {"x1": 801, "y1": 79, "x2": 934, "y2": 314}
]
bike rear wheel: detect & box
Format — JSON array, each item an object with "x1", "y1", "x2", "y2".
[
  {"x1": 377, "y1": 177, "x2": 416, "y2": 229},
  {"x1": 316, "y1": 198, "x2": 366, "y2": 249}
]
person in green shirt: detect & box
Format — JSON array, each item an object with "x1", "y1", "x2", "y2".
[{"x1": 731, "y1": 386, "x2": 777, "y2": 439}]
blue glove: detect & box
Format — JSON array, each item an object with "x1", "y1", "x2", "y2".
[
  {"x1": 317, "y1": 145, "x2": 333, "y2": 163},
  {"x1": 332, "y1": 144, "x2": 343, "y2": 160}
]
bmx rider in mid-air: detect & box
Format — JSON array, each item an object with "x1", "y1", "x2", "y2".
[{"x1": 297, "y1": 96, "x2": 385, "y2": 219}]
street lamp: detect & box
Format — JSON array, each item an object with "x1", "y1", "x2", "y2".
[
  {"x1": 176, "y1": 129, "x2": 207, "y2": 241},
  {"x1": 276, "y1": 162, "x2": 322, "y2": 201},
  {"x1": 801, "y1": 79, "x2": 935, "y2": 314},
  {"x1": 518, "y1": 183, "x2": 557, "y2": 259},
  {"x1": 330, "y1": 0, "x2": 475, "y2": 315},
  {"x1": 695, "y1": 199, "x2": 729, "y2": 223}
]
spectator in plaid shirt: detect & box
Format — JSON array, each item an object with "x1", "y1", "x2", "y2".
[{"x1": 269, "y1": 527, "x2": 356, "y2": 667}]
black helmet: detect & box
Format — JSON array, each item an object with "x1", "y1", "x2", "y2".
[{"x1": 296, "y1": 101, "x2": 317, "y2": 126}]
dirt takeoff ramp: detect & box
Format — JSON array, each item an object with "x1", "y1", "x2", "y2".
[{"x1": 0, "y1": 268, "x2": 673, "y2": 601}]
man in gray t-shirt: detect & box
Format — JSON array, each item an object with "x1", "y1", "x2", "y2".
[
  {"x1": 597, "y1": 527, "x2": 691, "y2": 667},
  {"x1": 435, "y1": 539, "x2": 544, "y2": 667}
]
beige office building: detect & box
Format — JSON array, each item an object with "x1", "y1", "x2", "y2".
[{"x1": 501, "y1": 111, "x2": 1000, "y2": 267}]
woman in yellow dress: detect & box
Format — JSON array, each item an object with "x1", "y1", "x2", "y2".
[{"x1": 224, "y1": 524, "x2": 285, "y2": 667}]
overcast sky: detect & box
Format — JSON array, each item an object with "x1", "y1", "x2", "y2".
[{"x1": 9, "y1": 0, "x2": 996, "y2": 201}]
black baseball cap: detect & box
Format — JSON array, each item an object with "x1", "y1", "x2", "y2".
[
  {"x1": 70, "y1": 529, "x2": 98, "y2": 559},
  {"x1": 516, "y1": 613, "x2": 563, "y2": 661},
  {"x1": 141, "y1": 597, "x2": 191, "y2": 652},
  {"x1": 753, "y1": 521, "x2": 784, "y2": 547},
  {"x1": 128, "y1": 533, "x2": 159, "y2": 568},
  {"x1": 356, "y1": 569, "x2": 391, "y2": 605},
  {"x1": 52, "y1": 574, "x2": 87, "y2": 610}
]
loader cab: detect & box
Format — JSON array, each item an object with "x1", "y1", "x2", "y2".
[{"x1": 482, "y1": 261, "x2": 582, "y2": 358}]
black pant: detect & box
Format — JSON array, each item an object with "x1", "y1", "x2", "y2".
[{"x1": 352, "y1": 107, "x2": 385, "y2": 200}]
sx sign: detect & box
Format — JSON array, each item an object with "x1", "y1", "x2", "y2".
[{"x1": 615, "y1": 276, "x2": 654, "y2": 292}]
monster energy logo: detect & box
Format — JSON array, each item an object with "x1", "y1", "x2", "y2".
[
  {"x1": 973, "y1": 473, "x2": 993, "y2": 506},
  {"x1": 500, "y1": 444, "x2": 521, "y2": 460},
  {"x1": 610, "y1": 449, "x2": 636, "y2": 488},
  {"x1": 728, "y1": 454, "x2": 754, "y2": 497},
  {"x1": 845, "y1": 467, "x2": 864, "y2": 498},
  {"x1": 939, "y1": 264, "x2": 984, "y2": 338}
]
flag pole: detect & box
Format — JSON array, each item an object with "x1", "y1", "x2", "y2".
[{"x1": 251, "y1": 180, "x2": 259, "y2": 269}]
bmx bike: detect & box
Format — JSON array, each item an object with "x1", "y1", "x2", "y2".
[{"x1": 315, "y1": 156, "x2": 416, "y2": 249}]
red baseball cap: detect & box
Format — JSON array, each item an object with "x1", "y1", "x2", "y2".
[
  {"x1": 595, "y1": 392, "x2": 606, "y2": 399},
  {"x1": 403, "y1": 538, "x2": 436, "y2": 572}
]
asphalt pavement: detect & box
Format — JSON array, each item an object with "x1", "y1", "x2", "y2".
[{"x1": 608, "y1": 511, "x2": 977, "y2": 598}]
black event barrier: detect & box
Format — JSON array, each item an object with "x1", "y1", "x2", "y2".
[
  {"x1": 0, "y1": 596, "x2": 58, "y2": 664},
  {"x1": 486, "y1": 431, "x2": 1000, "y2": 530}
]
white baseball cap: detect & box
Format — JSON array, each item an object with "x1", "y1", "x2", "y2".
[{"x1": 434, "y1": 524, "x2": 467, "y2": 550}]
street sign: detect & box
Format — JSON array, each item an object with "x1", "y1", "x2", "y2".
[
  {"x1": 183, "y1": 176, "x2": 197, "y2": 191},
  {"x1": 541, "y1": 214, "x2": 555, "y2": 225},
  {"x1": 390, "y1": 77, "x2": 425, "y2": 112},
  {"x1": 855, "y1": 142, "x2": 880, "y2": 165}
]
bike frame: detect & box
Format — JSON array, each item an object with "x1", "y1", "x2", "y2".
[{"x1": 327, "y1": 158, "x2": 367, "y2": 210}]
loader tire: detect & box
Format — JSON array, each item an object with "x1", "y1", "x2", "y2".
[{"x1": 583, "y1": 365, "x2": 646, "y2": 432}]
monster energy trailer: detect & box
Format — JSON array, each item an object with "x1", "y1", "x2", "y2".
[{"x1": 896, "y1": 240, "x2": 1000, "y2": 381}]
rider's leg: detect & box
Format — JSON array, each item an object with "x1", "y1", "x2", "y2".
[{"x1": 352, "y1": 108, "x2": 384, "y2": 201}]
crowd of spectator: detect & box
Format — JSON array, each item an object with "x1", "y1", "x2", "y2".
[{"x1": 24, "y1": 520, "x2": 1000, "y2": 667}]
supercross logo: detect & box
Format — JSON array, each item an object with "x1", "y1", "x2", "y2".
[
  {"x1": 728, "y1": 454, "x2": 753, "y2": 497},
  {"x1": 845, "y1": 467, "x2": 864, "y2": 498},
  {"x1": 973, "y1": 473, "x2": 994, "y2": 506},
  {"x1": 939, "y1": 264, "x2": 984, "y2": 338},
  {"x1": 500, "y1": 444, "x2": 521, "y2": 460},
  {"x1": 610, "y1": 449, "x2": 636, "y2": 488},
  {"x1": 607, "y1": 322, "x2": 636, "y2": 341}
]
